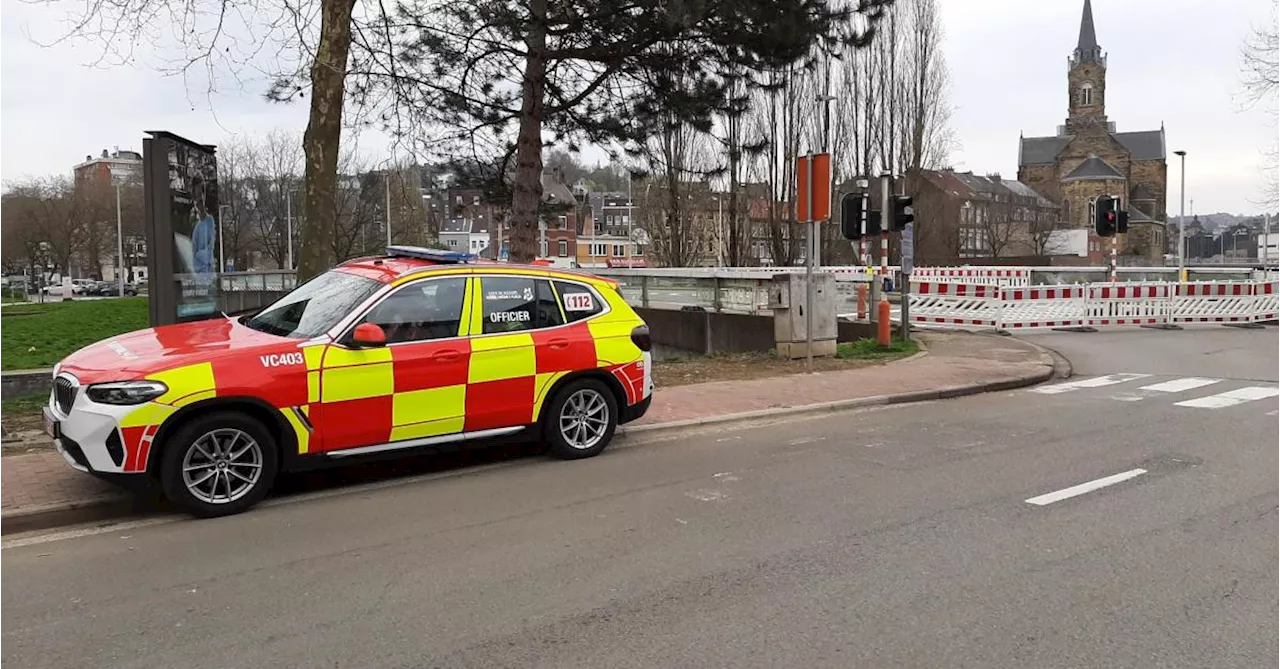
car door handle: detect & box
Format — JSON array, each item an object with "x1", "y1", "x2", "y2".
[
  {"x1": 548, "y1": 338, "x2": 571, "y2": 350},
  {"x1": 432, "y1": 350, "x2": 462, "y2": 361}
]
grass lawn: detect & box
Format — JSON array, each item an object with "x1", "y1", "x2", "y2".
[
  {"x1": 1, "y1": 298, "x2": 150, "y2": 370},
  {"x1": 653, "y1": 337, "x2": 919, "y2": 388},
  {"x1": 836, "y1": 337, "x2": 919, "y2": 361}
]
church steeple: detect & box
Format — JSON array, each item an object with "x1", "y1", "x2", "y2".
[
  {"x1": 1072, "y1": 0, "x2": 1104, "y2": 65},
  {"x1": 1066, "y1": 0, "x2": 1107, "y2": 131}
]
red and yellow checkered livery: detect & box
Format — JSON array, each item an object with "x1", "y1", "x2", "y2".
[{"x1": 51, "y1": 258, "x2": 653, "y2": 477}]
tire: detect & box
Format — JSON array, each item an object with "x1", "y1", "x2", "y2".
[
  {"x1": 543, "y1": 378, "x2": 619, "y2": 460},
  {"x1": 159, "y1": 411, "x2": 279, "y2": 518}
]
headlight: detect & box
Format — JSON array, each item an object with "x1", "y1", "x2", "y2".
[{"x1": 86, "y1": 381, "x2": 168, "y2": 405}]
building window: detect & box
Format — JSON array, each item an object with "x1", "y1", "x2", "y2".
[
  {"x1": 1080, "y1": 83, "x2": 1094, "y2": 106},
  {"x1": 558, "y1": 240, "x2": 568, "y2": 257},
  {"x1": 590, "y1": 243, "x2": 608, "y2": 256},
  {"x1": 557, "y1": 216, "x2": 567, "y2": 230},
  {"x1": 607, "y1": 215, "x2": 615, "y2": 225},
  {"x1": 447, "y1": 238, "x2": 457, "y2": 247},
  {"x1": 613, "y1": 245, "x2": 626, "y2": 257}
]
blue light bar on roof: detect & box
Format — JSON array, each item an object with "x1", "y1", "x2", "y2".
[{"x1": 385, "y1": 245, "x2": 474, "y2": 264}]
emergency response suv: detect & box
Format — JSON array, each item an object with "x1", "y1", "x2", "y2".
[{"x1": 44, "y1": 247, "x2": 654, "y2": 517}]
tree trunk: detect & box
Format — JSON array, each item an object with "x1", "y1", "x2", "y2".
[
  {"x1": 508, "y1": 0, "x2": 549, "y2": 263},
  {"x1": 296, "y1": 0, "x2": 355, "y2": 282}
]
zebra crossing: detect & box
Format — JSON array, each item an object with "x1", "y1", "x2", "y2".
[{"x1": 1027, "y1": 373, "x2": 1280, "y2": 411}]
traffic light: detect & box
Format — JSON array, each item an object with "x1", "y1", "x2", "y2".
[
  {"x1": 891, "y1": 196, "x2": 914, "y2": 231},
  {"x1": 840, "y1": 193, "x2": 880, "y2": 239},
  {"x1": 840, "y1": 193, "x2": 865, "y2": 240},
  {"x1": 1093, "y1": 195, "x2": 1117, "y2": 237},
  {"x1": 1116, "y1": 208, "x2": 1129, "y2": 234}
]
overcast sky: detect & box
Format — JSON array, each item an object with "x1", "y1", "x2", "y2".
[{"x1": 2, "y1": 0, "x2": 1276, "y2": 215}]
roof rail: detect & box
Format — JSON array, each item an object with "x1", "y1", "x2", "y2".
[{"x1": 385, "y1": 245, "x2": 474, "y2": 264}]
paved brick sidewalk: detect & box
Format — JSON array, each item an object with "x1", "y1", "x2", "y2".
[{"x1": 1, "y1": 331, "x2": 1052, "y2": 526}]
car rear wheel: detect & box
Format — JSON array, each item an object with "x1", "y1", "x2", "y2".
[
  {"x1": 159, "y1": 412, "x2": 279, "y2": 517},
  {"x1": 544, "y1": 379, "x2": 619, "y2": 459}
]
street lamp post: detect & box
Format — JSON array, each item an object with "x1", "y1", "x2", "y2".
[
  {"x1": 108, "y1": 166, "x2": 131, "y2": 297},
  {"x1": 385, "y1": 171, "x2": 393, "y2": 248},
  {"x1": 285, "y1": 190, "x2": 295, "y2": 270},
  {"x1": 1174, "y1": 150, "x2": 1187, "y2": 279},
  {"x1": 217, "y1": 204, "x2": 229, "y2": 274}
]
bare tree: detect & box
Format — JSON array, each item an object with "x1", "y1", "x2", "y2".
[{"x1": 1240, "y1": 0, "x2": 1279, "y2": 206}]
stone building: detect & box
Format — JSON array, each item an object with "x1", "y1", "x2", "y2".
[{"x1": 1017, "y1": 0, "x2": 1167, "y2": 261}]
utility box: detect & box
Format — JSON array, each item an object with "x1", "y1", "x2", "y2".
[{"x1": 771, "y1": 272, "x2": 837, "y2": 359}]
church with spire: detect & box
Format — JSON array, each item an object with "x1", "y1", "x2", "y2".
[{"x1": 1017, "y1": 0, "x2": 1168, "y2": 260}]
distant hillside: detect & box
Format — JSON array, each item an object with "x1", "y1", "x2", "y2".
[{"x1": 1169, "y1": 212, "x2": 1277, "y2": 232}]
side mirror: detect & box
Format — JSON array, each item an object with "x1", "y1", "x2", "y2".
[{"x1": 351, "y1": 322, "x2": 387, "y2": 348}]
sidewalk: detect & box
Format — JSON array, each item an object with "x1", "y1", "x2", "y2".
[{"x1": 1, "y1": 331, "x2": 1057, "y2": 532}]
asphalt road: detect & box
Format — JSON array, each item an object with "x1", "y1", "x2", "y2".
[{"x1": 3, "y1": 329, "x2": 1277, "y2": 668}]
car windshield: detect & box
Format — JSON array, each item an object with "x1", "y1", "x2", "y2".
[{"x1": 244, "y1": 270, "x2": 383, "y2": 339}]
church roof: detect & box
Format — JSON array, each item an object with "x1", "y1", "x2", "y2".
[
  {"x1": 1126, "y1": 205, "x2": 1154, "y2": 224},
  {"x1": 1063, "y1": 155, "x2": 1125, "y2": 181},
  {"x1": 1076, "y1": 0, "x2": 1099, "y2": 54},
  {"x1": 1018, "y1": 128, "x2": 1165, "y2": 166}
]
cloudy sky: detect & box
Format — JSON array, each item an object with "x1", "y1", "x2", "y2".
[{"x1": 2, "y1": 0, "x2": 1276, "y2": 215}]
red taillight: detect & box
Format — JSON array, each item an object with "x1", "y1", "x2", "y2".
[{"x1": 630, "y1": 324, "x2": 652, "y2": 352}]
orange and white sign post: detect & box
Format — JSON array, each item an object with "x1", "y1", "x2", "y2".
[{"x1": 796, "y1": 153, "x2": 831, "y2": 368}]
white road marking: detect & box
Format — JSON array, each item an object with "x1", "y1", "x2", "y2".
[
  {"x1": 713, "y1": 472, "x2": 740, "y2": 482},
  {"x1": 1029, "y1": 373, "x2": 1151, "y2": 394},
  {"x1": 686, "y1": 489, "x2": 727, "y2": 502},
  {"x1": 1025, "y1": 468, "x2": 1148, "y2": 506},
  {"x1": 787, "y1": 436, "x2": 826, "y2": 446},
  {"x1": 1268, "y1": 409, "x2": 1278, "y2": 416},
  {"x1": 1138, "y1": 377, "x2": 1223, "y2": 393},
  {"x1": 1108, "y1": 393, "x2": 1146, "y2": 402},
  {"x1": 1174, "y1": 386, "x2": 1280, "y2": 409}
]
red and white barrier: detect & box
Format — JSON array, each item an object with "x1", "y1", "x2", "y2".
[
  {"x1": 911, "y1": 267, "x2": 1030, "y2": 287},
  {"x1": 1171, "y1": 282, "x2": 1255, "y2": 325},
  {"x1": 909, "y1": 281, "x2": 1000, "y2": 327},
  {"x1": 1253, "y1": 281, "x2": 1278, "y2": 322},
  {"x1": 998, "y1": 285, "x2": 1086, "y2": 329},
  {"x1": 906, "y1": 279, "x2": 1276, "y2": 331},
  {"x1": 1086, "y1": 283, "x2": 1173, "y2": 327}
]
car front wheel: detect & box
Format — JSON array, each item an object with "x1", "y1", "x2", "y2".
[
  {"x1": 159, "y1": 412, "x2": 279, "y2": 517},
  {"x1": 544, "y1": 379, "x2": 619, "y2": 459}
]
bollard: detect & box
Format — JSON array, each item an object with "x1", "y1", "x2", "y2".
[
  {"x1": 857, "y1": 284, "x2": 868, "y2": 320},
  {"x1": 877, "y1": 297, "x2": 891, "y2": 346}
]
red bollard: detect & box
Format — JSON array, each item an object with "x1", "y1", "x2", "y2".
[
  {"x1": 857, "y1": 284, "x2": 868, "y2": 320},
  {"x1": 877, "y1": 297, "x2": 892, "y2": 347}
]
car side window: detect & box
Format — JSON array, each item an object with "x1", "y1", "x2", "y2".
[
  {"x1": 555, "y1": 281, "x2": 603, "y2": 323},
  {"x1": 360, "y1": 277, "x2": 467, "y2": 344},
  {"x1": 481, "y1": 277, "x2": 563, "y2": 334}
]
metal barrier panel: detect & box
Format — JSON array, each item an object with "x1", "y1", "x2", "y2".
[
  {"x1": 1086, "y1": 283, "x2": 1172, "y2": 327},
  {"x1": 909, "y1": 282, "x2": 1000, "y2": 327},
  {"x1": 1254, "y1": 281, "x2": 1278, "y2": 322},
  {"x1": 1170, "y1": 282, "x2": 1255, "y2": 324},
  {"x1": 997, "y1": 285, "x2": 1086, "y2": 329},
  {"x1": 912, "y1": 267, "x2": 1030, "y2": 287}
]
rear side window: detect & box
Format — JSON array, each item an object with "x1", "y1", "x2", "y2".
[
  {"x1": 480, "y1": 276, "x2": 563, "y2": 333},
  {"x1": 555, "y1": 281, "x2": 603, "y2": 323}
]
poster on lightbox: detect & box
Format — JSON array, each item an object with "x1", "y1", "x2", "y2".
[{"x1": 165, "y1": 138, "x2": 220, "y2": 320}]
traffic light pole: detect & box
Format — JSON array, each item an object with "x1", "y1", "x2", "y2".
[
  {"x1": 880, "y1": 173, "x2": 891, "y2": 279},
  {"x1": 804, "y1": 151, "x2": 814, "y2": 370}
]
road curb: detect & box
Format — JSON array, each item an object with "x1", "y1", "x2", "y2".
[
  {"x1": 2, "y1": 341, "x2": 1050, "y2": 536},
  {"x1": 1, "y1": 495, "x2": 140, "y2": 536}
]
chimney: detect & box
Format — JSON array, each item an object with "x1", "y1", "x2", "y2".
[{"x1": 101, "y1": 149, "x2": 109, "y2": 159}]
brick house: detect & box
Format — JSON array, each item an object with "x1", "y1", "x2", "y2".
[
  {"x1": 905, "y1": 170, "x2": 1066, "y2": 266},
  {"x1": 1016, "y1": 0, "x2": 1167, "y2": 262}
]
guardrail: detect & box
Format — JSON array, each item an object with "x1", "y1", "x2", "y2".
[
  {"x1": 219, "y1": 271, "x2": 298, "y2": 292},
  {"x1": 909, "y1": 279, "x2": 1280, "y2": 330},
  {"x1": 595, "y1": 268, "x2": 877, "y2": 316}
]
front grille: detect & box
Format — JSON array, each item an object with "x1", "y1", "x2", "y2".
[
  {"x1": 54, "y1": 376, "x2": 77, "y2": 415},
  {"x1": 60, "y1": 435, "x2": 91, "y2": 469}
]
